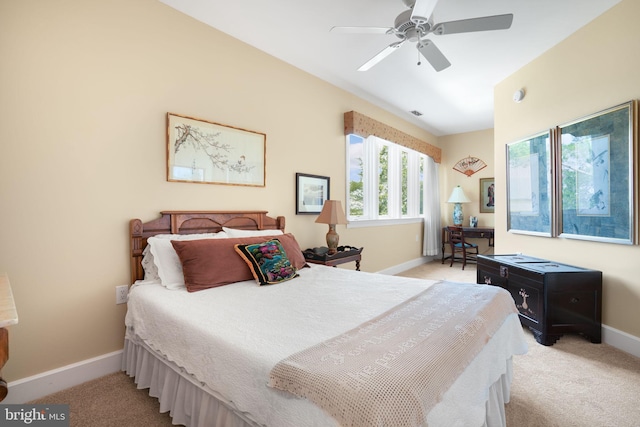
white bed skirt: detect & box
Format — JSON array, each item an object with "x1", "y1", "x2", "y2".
[
  {"x1": 122, "y1": 334, "x2": 513, "y2": 427},
  {"x1": 123, "y1": 336, "x2": 260, "y2": 427}
]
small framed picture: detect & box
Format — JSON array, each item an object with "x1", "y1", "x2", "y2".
[
  {"x1": 296, "y1": 173, "x2": 330, "y2": 214},
  {"x1": 479, "y1": 178, "x2": 495, "y2": 213}
]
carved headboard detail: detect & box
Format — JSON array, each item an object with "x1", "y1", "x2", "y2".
[{"x1": 129, "y1": 211, "x2": 286, "y2": 284}]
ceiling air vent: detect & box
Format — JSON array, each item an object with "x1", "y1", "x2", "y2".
[{"x1": 410, "y1": 110, "x2": 423, "y2": 116}]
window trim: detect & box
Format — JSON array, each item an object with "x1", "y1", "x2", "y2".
[
  {"x1": 346, "y1": 217, "x2": 423, "y2": 229},
  {"x1": 346, "y1": 134, "x2": 429, "y2": 225}
]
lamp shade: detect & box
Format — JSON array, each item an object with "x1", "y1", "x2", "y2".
[
  {"x1": 447, "y1": 186, "x2": 471, "y2": 204},
  {"x1": 315, "y1": 200, "x2": 347, "y2": 225}
]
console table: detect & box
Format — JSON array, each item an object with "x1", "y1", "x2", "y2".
[
  {"x1": 0, "y1": 274, "x2": 18, "y2": 401},
  {"x1": 477, "y1": 254, "x2": 602, "y2": 346},
  {"x1": 441, "y1": 226, "x2": 494, "y2": 263}
]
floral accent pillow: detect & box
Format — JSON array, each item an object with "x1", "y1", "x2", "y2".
[{"x1": 235, "y1": 239, "x2": 299, "y2": 285}]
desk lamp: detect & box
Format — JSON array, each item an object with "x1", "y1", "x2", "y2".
[
  {"x1": 315, "y1": 200, "x2": 348, "y2": 255},
  {"x1": 447, "y1": 186, "x2": 471, "y2": 226}
]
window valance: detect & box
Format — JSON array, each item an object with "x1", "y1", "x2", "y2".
[{"x1": 344, "y1": 111, "x2": 441, "y2": 163}]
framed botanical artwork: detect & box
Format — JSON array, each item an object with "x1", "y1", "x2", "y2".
[
  {"x1": 506, "y1": 130, "x2": 554, "y2": 236},
  {"x1": 556, "y1": 101, "x2": 636, "y2": 244},
  {"x1": 479, "y1": 178, "x2": 495, "y2": 213},
  {"x1": 167, "y1": 113, "x2": 266, "y2": 186},
  {"x1": 296, "y1": 173, "x2": 330, "y2": 214}
]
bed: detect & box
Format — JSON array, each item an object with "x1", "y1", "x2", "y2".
[{"x1": 123, "y1": 210, "x2": 527, "y2": 427}]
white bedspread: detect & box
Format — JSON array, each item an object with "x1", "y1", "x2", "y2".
[{"x1": 125, "y1": 264, "x2": 527, "y2": 427}]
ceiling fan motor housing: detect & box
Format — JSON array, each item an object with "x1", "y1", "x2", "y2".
[{"x1": 394, "y1": 9, "x2": 432, "y2": 40}]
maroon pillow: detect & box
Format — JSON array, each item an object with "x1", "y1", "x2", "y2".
[
  {"x1": 276, "y1": 233, "x2": 308, "y2": 269},
  {"x1": 171, "y1": 233, "x2": 307, "y2": 292}
]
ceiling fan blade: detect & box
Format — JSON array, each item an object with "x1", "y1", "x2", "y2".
[
  {"x1": 411, "y1": 0, "x2": 439, "y2": 25},
  {"x1": 358, "y1": 40, "x2": 405, "y2": 71},
  {"x1": 330, "y1": 26, "x2": 393, "y2": 35},
  {"x1": 417, "y1": 39, "x2": 451, "y2": 72},
  {"x1": 432, "y1": 14, "x2": 514, "y2": 35}
]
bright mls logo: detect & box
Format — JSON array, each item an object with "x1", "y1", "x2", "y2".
[{"x1": 1, "y1": 405, "x2": 69, "y2": 426}]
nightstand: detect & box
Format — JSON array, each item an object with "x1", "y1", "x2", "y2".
[{"x1": 303, "y1": 246, "x2": 363, "y2": 271}]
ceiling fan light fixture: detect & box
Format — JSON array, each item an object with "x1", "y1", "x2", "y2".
[{"x1": 405, "y1": 27, "x2": 422, "y2": 42}]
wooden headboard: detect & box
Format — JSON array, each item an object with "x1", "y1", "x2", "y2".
[{"x1": 129, "y1": 210, "x2": 286, "y2": 284}]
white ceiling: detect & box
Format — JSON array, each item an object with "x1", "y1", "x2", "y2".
[{"x1": 159, "y1": 0, "x2": 621, "y2": 136}]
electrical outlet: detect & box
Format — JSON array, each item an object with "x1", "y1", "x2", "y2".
[{"x1": 116, "y1": 285, "x2": 129, "y2": 305}]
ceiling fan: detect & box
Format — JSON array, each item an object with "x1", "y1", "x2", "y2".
[{"x1": 331, "y1": 0, "x2": 513, "y2": 72}]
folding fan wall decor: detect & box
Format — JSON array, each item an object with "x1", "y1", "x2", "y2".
[{"x1": 453, "y1": 156, "x2": 487, "y2": 177}]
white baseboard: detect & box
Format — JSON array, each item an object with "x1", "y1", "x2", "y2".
[
  {"x1": 4, "y1": 350, "x2": 122, "y2": 404},
  {"x1": 602, "y1": 324, "x2": 640, "y2": 359},
  {"x1": 377, "y1": 256, "x2": 434, "y2": 275}
]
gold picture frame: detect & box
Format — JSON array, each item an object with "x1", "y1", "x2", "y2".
[{"x1": 167, "y1": 113, "x2": 266, "y2": 187}]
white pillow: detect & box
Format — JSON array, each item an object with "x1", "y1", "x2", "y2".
[
  {"x1": 222, "y1": 227, "x2": 283, "y2": 237},
  {"x1": 142, "y1": 232, "x2": 228, "y2": 281},
  {"x1": 141, "y1": 245, "x2": 160, "y2": 281},
  {"x1": 147, "y1": 232, "x2": 228, "y2": 289}
]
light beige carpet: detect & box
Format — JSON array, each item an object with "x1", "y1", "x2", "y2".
[{"x1": 28, "y1": 261, "x2": 640, "y2": 427}]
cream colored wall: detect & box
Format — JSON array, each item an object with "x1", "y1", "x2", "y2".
[
  {"x1": 0, "y1": 0, "x2": 439, "y2": 382},
  {"x1": 494, "y1": 0, "x2": 640, "y2": 338},
  {"x1": 439, "y1": 129, "x2": 495, "y2": 254}
]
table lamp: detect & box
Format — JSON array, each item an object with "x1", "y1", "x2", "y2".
[
  {"x1": 447, "y1": 186, "x2": 471, "y2": 226},
  {"x1": 315, "y1": 200, "x2": 348, "y2": 255}
]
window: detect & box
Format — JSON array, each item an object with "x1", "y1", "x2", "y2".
[{"x1": 347, "y1": 134, "x2": 429, "y2": 225}]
